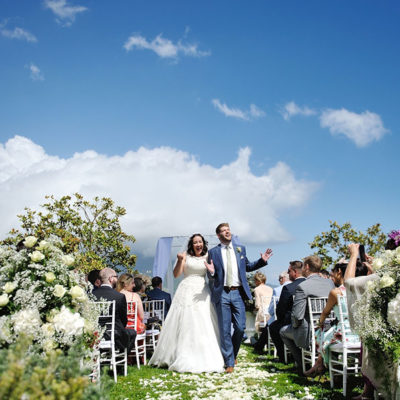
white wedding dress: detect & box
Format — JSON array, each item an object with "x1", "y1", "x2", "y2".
[{"x1": 149, "y1": 254, "x2": 224, "y2": 373}]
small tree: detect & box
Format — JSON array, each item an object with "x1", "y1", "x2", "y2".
[
  {"x1": 2, "y1": 193, "x2": 136, "y2": 273},
  {"x1": 309, "y1": 220, "x2": 387, "y2": 269}
]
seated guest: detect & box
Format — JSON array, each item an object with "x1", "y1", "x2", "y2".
[
  {"x1": 304, "y1": 261, "x2": 367, "y2": 377},
  {"x1": 93, "y1": 268, "x2": 136, "y2": 353},
  {"x1": 87, "y1": 269, "x2": 101, "y2": 292},
  {"x1": 117, "y1": 273, "x2": 146, "y2": 334},
  {"x1": 146, "y1": 276, "x2": 172, "y2": 316},
  {"x1": 319, "y1": 269, "x2": 330, "y2": 279},
  {"x1": 253, "y1": 272, "x2": 273, "y2": 333},
  {"x1": 280, "y1": 255, "x2": 334, "y2": 375},
  {"x1": 253, "y1": 270, "x2": 290, "y2": 355},
  {"x1": 133, "y1": 277, "x2": 148, "y2": 301},
  {"x1": 268, "y1": 261, "x2": 305, "y2": 362}
]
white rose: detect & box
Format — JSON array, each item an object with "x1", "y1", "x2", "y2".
[
  {"x1": 69, "y1": 286, "x2": 86, "y2": 302},
  {"x1": 0, "y1": 294, "x2": 9, "y2": 307},
  {"x1": 30, "y1": 251, "x2": 45, "y2": 263},
  {"x1": 61, "y1": 255, "x2": 75, "y2": 266},
  {"x1": 379, "y1": 275, "x2": 395, "y2": 288},
  {"x1": 37, "y1": 240, "x2": 50, "y2": 250},
  {"x1": 3, "y1": 282, "x2": 17, "y2": 294},
  {"x1": 45, "y1": 272, "x2": 56, "y2": 283},
  {"x1": 53, "y1": 284, "x2": 66, "y2": 298},
  {"x1": 23, "y1": 236, "x2": 38, "y2": 248}
]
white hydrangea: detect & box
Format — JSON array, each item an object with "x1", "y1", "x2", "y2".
[
  {"x1": 387, "y1": 292, "x2": 400, "y2": 329},
  {"x1": 53, "y1": 306, "x2": 85, "y2": 337},
  {"x1": 12, "y1": 308, "x2": 42, "y2": 336}
]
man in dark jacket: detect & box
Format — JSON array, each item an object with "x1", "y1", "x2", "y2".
[
  {"x1": 93, "y1": 268, "x2": 136, "y2": 352},
  {"x1": 146, "y1": 276, "x2": 172, "y2": 316}
]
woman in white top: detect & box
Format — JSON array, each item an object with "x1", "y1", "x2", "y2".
[{"x1": 253, "y1": 272, "x2": 273, "y2": 332}]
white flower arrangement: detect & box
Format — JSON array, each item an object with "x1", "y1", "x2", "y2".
[
  {"x1": 353, "y1": 248, "x2": 400, "y2": 392},
  {"x1": 0, "y1": 235, "x2": 101, "y2": 359}
]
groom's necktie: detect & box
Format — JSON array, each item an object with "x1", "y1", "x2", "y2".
[{"x1": 225, "y1": 245, "x2": 233, "y2": 287}]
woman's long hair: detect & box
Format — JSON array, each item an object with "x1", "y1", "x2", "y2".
[{"x1": 116, "y1": 273, "x2": 134, "y2": 292}]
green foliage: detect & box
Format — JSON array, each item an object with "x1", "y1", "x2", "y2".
[
  {"x1": 2, "y1": 193, "x2": 136, "y2": 273},
  {"x1": 309, "y1": 220, "x2": 387, "y2": 269},
  {"x1": 0, "y1": 336, "x2": 109, "y2": 400}
]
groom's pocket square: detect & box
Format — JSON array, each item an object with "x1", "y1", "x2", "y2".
[{"x1": 240, "y1": 256, "x2": 244, "y2": 259}]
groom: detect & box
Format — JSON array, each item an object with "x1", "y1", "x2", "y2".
[{"x1": 206, "y1": 222, "x2": 273, "y2": 373}]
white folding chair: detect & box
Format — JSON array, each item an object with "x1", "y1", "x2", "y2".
[
  {"x1": 301, "y1": 297, "x2": 334, "y2": 373},
  {"x1": 143, "y1": 299, "x2": 165, "y2": 351},
  {"x1": 95, "y1": 300, "x2": 127, "y2": 382},
  {"x1": 126, "y1": 301, "x2": 147, "y2": 368},
  {"x1": 329, "y1": 295, "x2": 361, "y2": 396}
]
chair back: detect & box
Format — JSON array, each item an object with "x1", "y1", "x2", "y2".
[
  {"x1": 307, "y1": 297, "x2": 330, "y2": 338},
  {"x1": 143, "y1": 299, "x2": 166, "y2": 323},
  {"x1": 336, "y1": 294, "x2": 360, "y2": 345},
  {"x1": 126, "y1": 301, "x2": 139, "y2": 331},
  {"x1": 94, "y1": 300, "x2": 116, "y2": 345}
]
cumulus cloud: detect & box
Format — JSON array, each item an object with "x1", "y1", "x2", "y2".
[
  {"x1": 281, "y1": 101, "x2": 316, "y2": 121},
  {"x1": 44, "y1": 0, "x2": 87, "y2": 27},
  {"x1": 320, "y1": 108, "x2": 388, "y2": 147},
  {"x1": 0, "y1": 136, "x2": 318, "y2": 257},
  {"x1": 123, "y1": 33, "x2": 210, "y2": 60},
  {"x1": 212, "y1": 99, "x2": 266, "y2": 121},
  {"x1": 26, "y1": 63, "x2": 44, "y2": 81},
  {"x1": 0, "y1": 26, "x2": 38, "y2": 42}
]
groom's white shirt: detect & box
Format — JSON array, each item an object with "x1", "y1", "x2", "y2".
[{"x1": 221, "y1": 243, "x2": 241, "y2": 286}]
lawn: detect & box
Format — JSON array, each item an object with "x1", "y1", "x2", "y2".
[{"x1": 107, "y1": 345, "x2": 363, "y2": 400}]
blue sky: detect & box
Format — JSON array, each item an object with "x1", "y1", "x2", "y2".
[{"x1": 1, "y1": 0, "x2": 399, "y2": 284}]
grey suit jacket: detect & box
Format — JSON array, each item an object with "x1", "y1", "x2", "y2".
[{"x1": 291, "y1": 274, "x2": 334, "y2": 348}]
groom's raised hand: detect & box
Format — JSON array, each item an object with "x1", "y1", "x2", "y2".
[
  {"x1": 204, "y1": 259, "x2": 215, "y2": 275},
  {"x1": 261, "y1": 248, "x2": 273, "y2": 263}
]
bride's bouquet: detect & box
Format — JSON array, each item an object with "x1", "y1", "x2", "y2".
[{"x1": 353, "y1": 234, "x2": 400, "y2": 396}]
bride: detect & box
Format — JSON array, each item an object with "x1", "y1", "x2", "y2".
[{"x1": 149, "y1": 233, "x2": 224, "y2": 373}]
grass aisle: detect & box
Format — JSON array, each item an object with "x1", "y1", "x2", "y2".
[{"x1": 109, "y1": 345, "x2": 362, "y2": 400}]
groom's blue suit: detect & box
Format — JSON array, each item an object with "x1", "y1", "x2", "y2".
[{"x1": 208, "y1": 241, "x2": 267, "y2": 367}]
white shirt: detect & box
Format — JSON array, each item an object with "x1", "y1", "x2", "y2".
[{"x1": 221, "y1": 243, "x2": 241, "y2": 286}]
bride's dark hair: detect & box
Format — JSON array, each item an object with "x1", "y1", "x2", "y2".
[{"x1": 187, "y1": 233, "x2": 208, "y2": 256}]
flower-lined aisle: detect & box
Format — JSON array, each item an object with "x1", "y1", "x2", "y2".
[{"x1": 110, "y1": 345, "x2": 350, "y2": 400}]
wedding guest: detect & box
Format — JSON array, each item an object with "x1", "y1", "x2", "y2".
[
  {"x1": 133, "y1": 277, "x2": 148, "y2": 301},
  {"x1": 87, "y1": 269, "x2": 101, "y2": 292},
  {"x1": 93, "y1": 268, "x2": 136, "y2": 353},
  {"x1": 280, "y1": 255, "x2": 334, "y2": 375},
  {"x1": 253, "y1": 272, "x2": 273, "y2": 332},
  {"x1": 253, "y1": 269, "x2": 292, "y2": 356},
  {"x1": 319, "y1": 269, "x2": 330, "y2": 279},
  {"x1": 117, "y1": 273, "x2": 146, "y2": 334},
  {"x1": 268, "y1": 261, "x2": 305, "y2": 362},
  {"x1": 344, "y1": 238, "x2": 399, "y2": 400},
  {"x1": 147, "y1": 276, "x2": 172, "y2": 316},
  {"x1": 304, "y1": 261, "x2": 366, "y2": 378}
]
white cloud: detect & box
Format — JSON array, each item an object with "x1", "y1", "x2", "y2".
[
  {"x1": 320, "y1": 108, "x2": 388, "y2": 147},
  {"x1": 44, "y1": 0, "x2": 87, "y2": 27},
  {"x1": 281, "y1": 101, "x2": 316, "y2": 121},
  {"x1": 123, "y1": 34, "x2": 210, "y2": 59},
  {"x1": 212, "y1": 99, "x2": 266, "y2": 121},
  {"x1": 0, "y1": 136, "x2": 318, "y2": 257},
  {"x1": 0, "y1": 26, "x2": 37, "y2": 42},
  {"x1": 26, "y1": 63, "x2": 44, "y2": 81}
]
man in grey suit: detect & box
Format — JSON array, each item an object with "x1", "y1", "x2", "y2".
[{"x1": 280, "y1": 255, "x2": 334, "y2": 374}]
